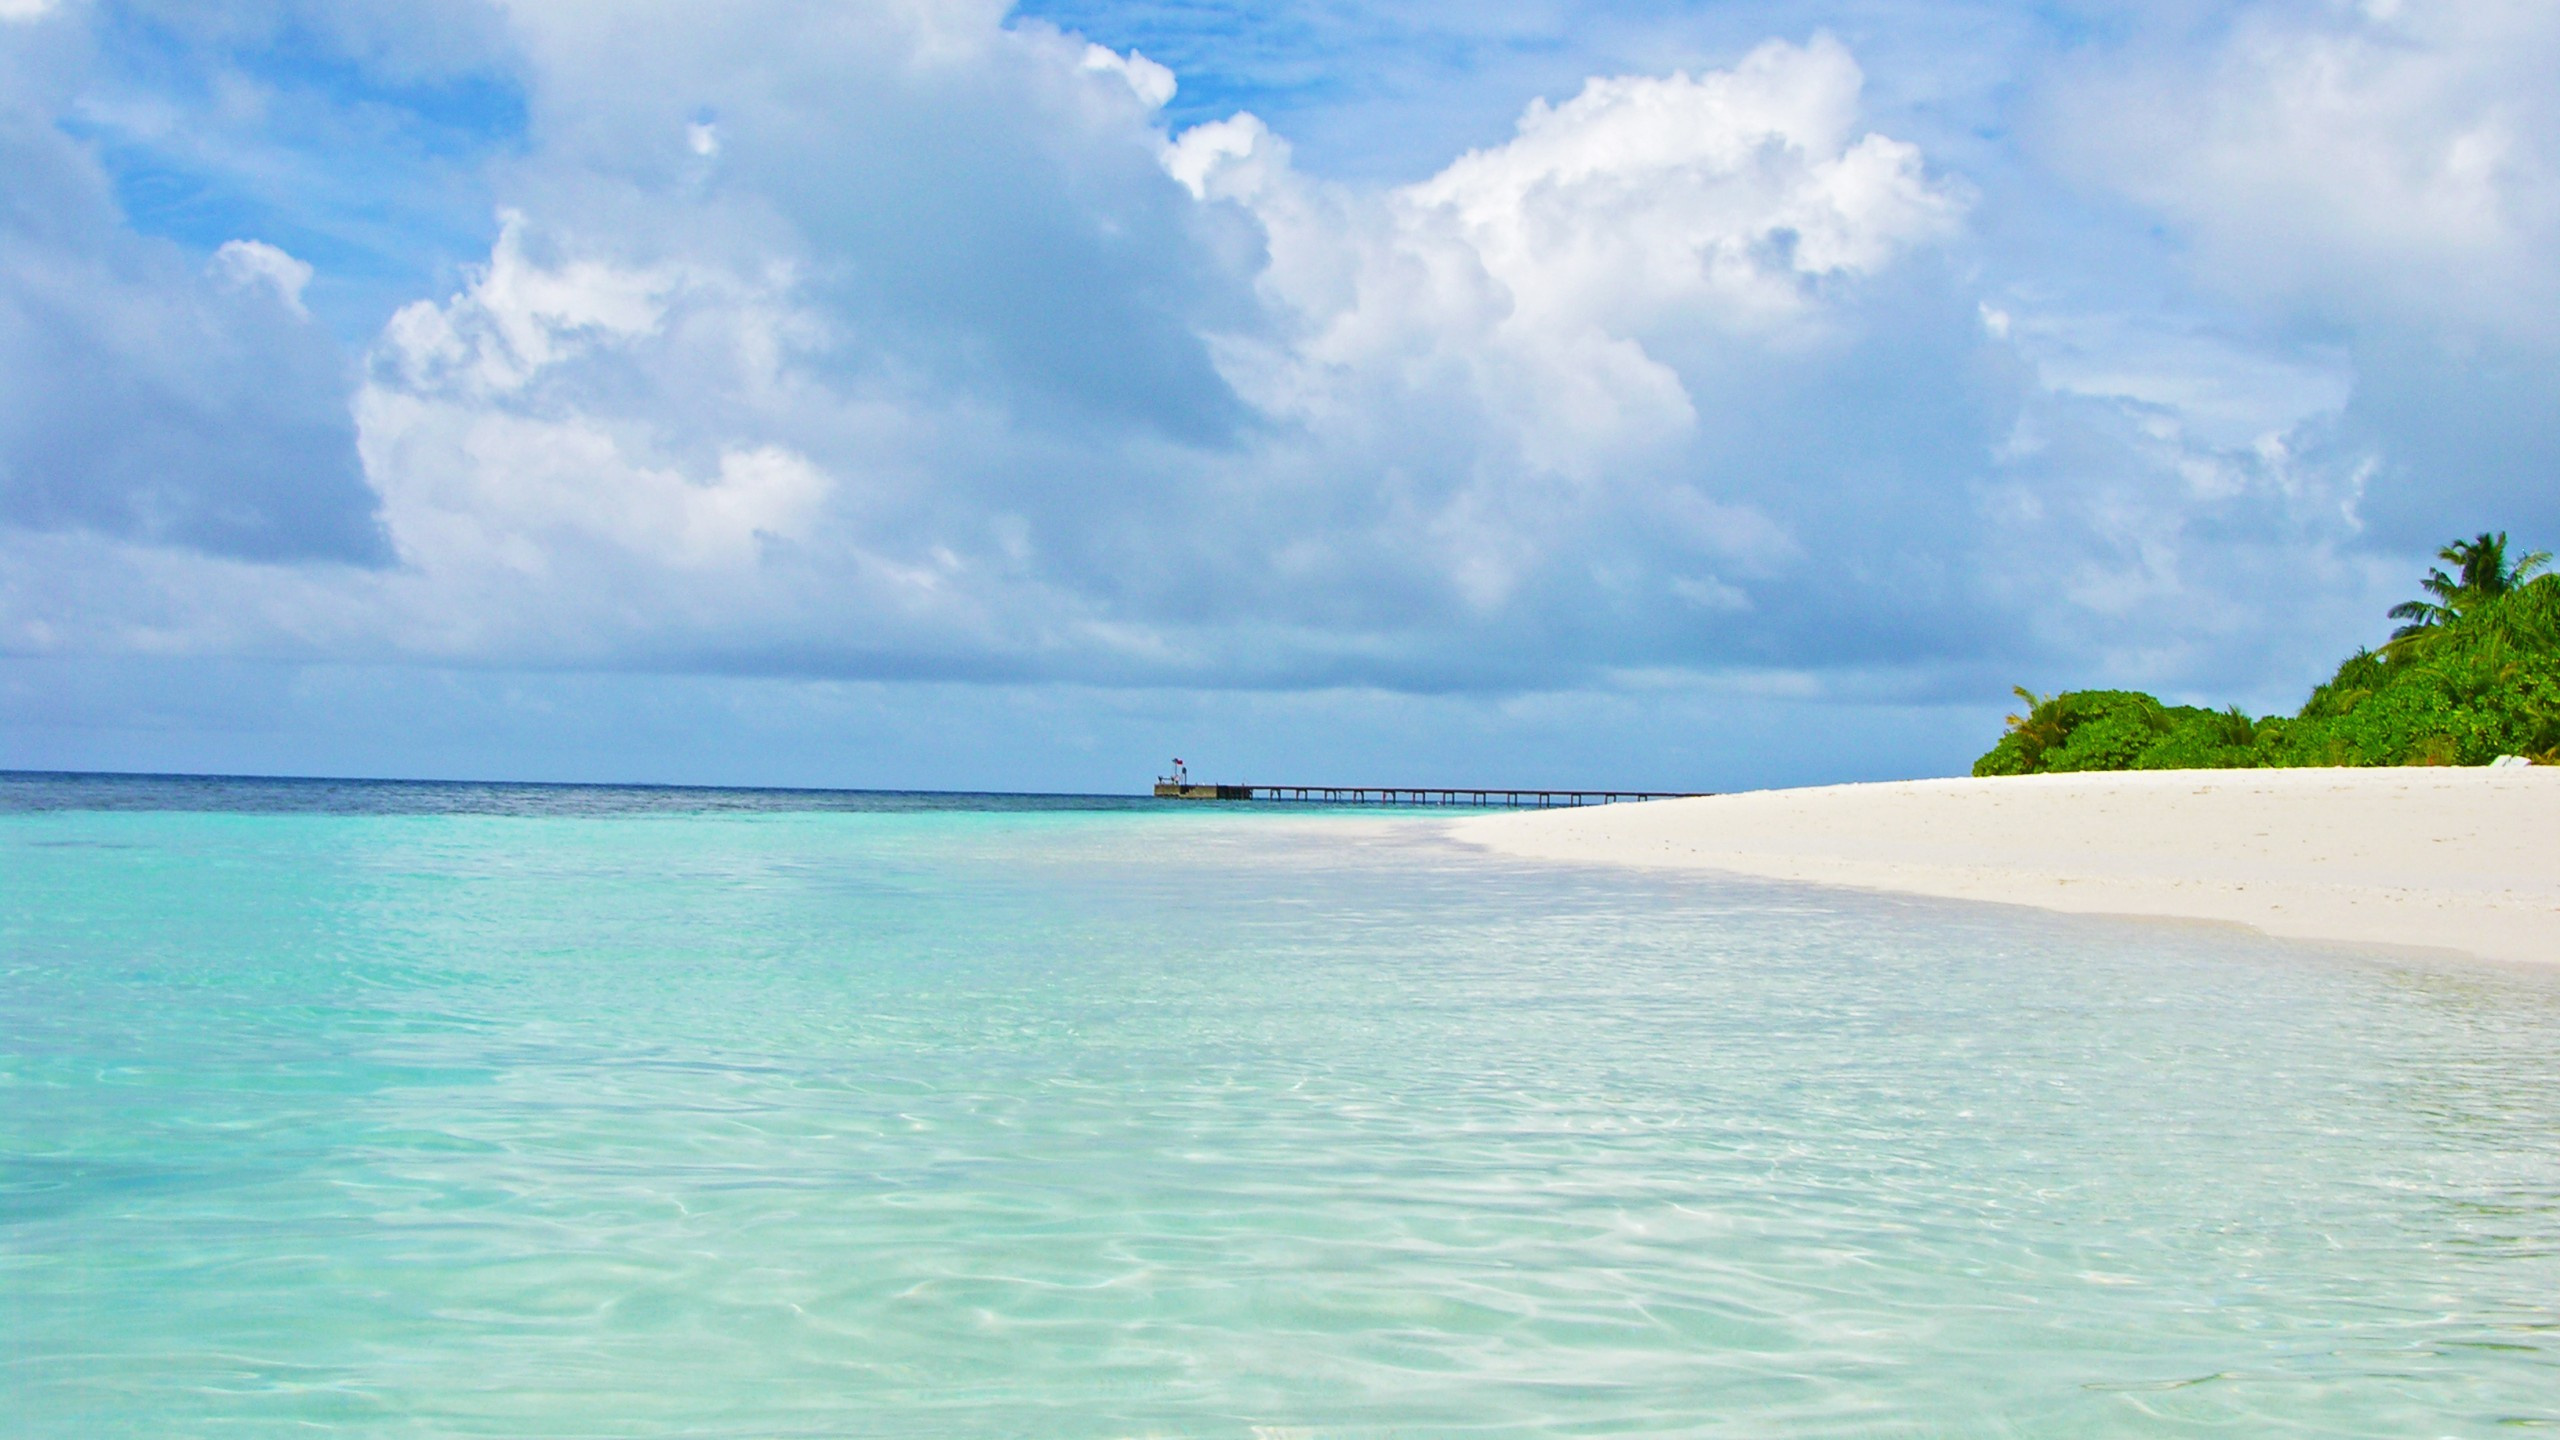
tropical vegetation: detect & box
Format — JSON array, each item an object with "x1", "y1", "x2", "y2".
[{"x1": 1975, "y1": 532, "x2": 2560, "y2": 774}]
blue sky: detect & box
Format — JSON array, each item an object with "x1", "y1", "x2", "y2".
[{"x1": 4, "y1": 0, "x2": 2556, "y2": 791}]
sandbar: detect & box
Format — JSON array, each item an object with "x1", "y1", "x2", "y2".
[{"x1": 1453, "y1": 768, "x2": 2560, "y2": 966}]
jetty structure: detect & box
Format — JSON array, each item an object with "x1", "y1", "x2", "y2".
[{"x1": 1151, "y1": 763, "x2": 1703, "y2": 808}]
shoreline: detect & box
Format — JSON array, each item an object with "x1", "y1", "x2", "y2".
[{"x1": 1452, "y1": 768, "x2": 2560, "y2": 966}]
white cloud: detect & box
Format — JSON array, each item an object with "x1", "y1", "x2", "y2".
[
  {"x1": 1671, "y1": 573, "x2": 1753, "y2": 612},
  {"x1": 2047, "y1": 0, "x2": 2560, "y2": 334},
  {"x1": 358, "y1": 401, "x2": 831, "y2": 577},
  {"x1": 1998, "y1": 307, "x2": 2352, "y2": 453},
  {"x1": 1182, "y1": 35, "x2": 1961, "y2": 350},
  {"x1": 299, "y1": 21, "x2": 1987, "y2": 681},
  {"x1": 375, "y1": 212, "x2": 683, "y2": 399},
  {"x1": 2036, "y1": 0, "x2": 2560, "y2": 557},
  {"x1": 1082, "y1": 43, "x2": 1175, "y2": 110},
  {"x1": 0, "y1": 1, "x2": 2484, "y2": 720},
  {"x1": 208, "y1": 239, "x2": 315, "y2": 318},
  {"x1": 0, "y1": 72, "x2": 378, "y2": 562},
  {"x1": 0, "y1": 0, "x2": 56, "y2": 21},
  {"x1": 1163, "y1": 37, "x2": 1965, "y2": 610},
  {"x1": 27, "y1": 7, "x2": 2338, "y2": 699},
  {"x1": 356, "y1": 218, "x2": 841, "y2": 638},
  {"x1": 1404, "y1": 37, "x2": 1958, "y2": 320}
]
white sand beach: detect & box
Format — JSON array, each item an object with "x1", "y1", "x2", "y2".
[{"x1": 1455, "y1": 768, "x2": 2560, "y2": 966}]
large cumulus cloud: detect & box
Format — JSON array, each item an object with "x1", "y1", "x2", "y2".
[
  {"x1": 0, "y1": 14, "x2": 380, "y2": 562},
  {"x1": 324, "y1": 23, "x2": 2032, "y2": 687},
  {"x1": 7, "y1": 0, "x2": 2547, "y2": 729},
  {"x1": 2041, "y1": 0, "x2": 2560, "y2": 552}
]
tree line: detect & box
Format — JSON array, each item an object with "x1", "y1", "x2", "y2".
[{"x1": 1976, "y1": 532, "x2": 2560, "y2": 774}]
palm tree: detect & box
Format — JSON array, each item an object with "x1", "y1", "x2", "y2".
[
  {"x1": 2387, "y1": 531, "x2": 2552, "y2": 648},
  {"x1": 2000, "y1": 686, "x2": 2068, "y2": 767}
]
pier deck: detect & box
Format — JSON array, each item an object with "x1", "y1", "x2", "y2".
[{"x1": 1152, "y1": 783, "x2": 1703, "y2": 807}]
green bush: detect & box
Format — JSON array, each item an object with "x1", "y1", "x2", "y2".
[
  {"x1": 1971, "y1": 690, "x2": 2263, "y2": 776},
  {"x1": 2133, "y1": 707, "x2": 2263, "y2": 771},
  {"x1": 1976, "y1": 532, "x2": 2559, "y2": 775}
]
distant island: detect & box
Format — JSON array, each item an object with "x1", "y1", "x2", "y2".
[{"x1": 1977, "y1": 532, "x2": 2558, "y2": 774}]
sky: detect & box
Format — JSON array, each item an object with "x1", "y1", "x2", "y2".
[{"x1": 3, "y1": 0, "x2": 2555, "y2": 792}]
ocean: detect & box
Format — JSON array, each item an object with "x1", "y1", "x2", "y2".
[{"x1": 5, "y1": 772, "x2": 2558, "y2": 1435}]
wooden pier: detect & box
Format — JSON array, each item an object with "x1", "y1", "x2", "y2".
[{"x1": 1152, "y1": 782, "x2": 1702, "y2": 807}]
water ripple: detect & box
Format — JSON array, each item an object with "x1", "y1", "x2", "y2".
[{"x1": 6, "y1": 802, "x2": 2559, "y2": 1435}]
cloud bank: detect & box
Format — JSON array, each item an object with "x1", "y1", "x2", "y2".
[
  {"x1": 0, "y1": 30, "x2": 379, "y2": 563},
  {"x1": 7, "y1": 0, "x2": 2560, "y2": 782}
]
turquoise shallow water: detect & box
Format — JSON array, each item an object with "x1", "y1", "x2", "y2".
[{"x1": 5, "y1": 777, "x2": 2559, "y2": 1436}]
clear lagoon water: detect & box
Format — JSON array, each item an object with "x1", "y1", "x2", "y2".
[{"x1": 5, "y1": 772, "x2": 2558, "y2": 1436}]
